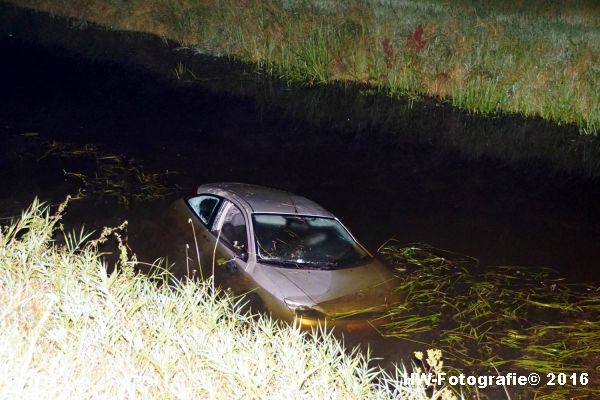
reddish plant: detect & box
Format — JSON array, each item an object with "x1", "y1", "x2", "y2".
[
  {"x1": 407, "y1": 24, "x2": 427, "y2": 54},
  {"x1": 381, "y1": 37, "x2": 395, "y2": 69}
]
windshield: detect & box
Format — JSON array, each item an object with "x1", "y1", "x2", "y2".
[{"x1": 252, "y1": 214, "x2": 371, "y2": 269}]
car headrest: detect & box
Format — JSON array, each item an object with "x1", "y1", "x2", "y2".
[{"x1": 231, "y1": 212, "x2": 245, "y2": 226}]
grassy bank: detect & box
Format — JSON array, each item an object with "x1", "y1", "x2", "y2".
[
  {"x1": 8, "y1": 0, "x2": 600, "y2": 134},
  {"x1": 0, "y1": 199, "x2": 454, "y2": 399}
]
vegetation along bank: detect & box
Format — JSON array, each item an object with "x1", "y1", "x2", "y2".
[{"x1": 8, "y1": 0, "x2": 600, "y2": 134}]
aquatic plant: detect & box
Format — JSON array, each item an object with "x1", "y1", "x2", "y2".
[
  {"x1": 376, "y1": 239, "x2": 600, "y2": 398},
  {"x1": 41, "y1": 140, "x2": 177, "y2": 205}
]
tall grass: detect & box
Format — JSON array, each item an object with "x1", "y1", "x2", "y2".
[
  {"x1": 0, "y1": 200, "x2": 453, "y2": 399},
  {"x1": 8, "y1": 0, "x2": 600, "y2": 134}
]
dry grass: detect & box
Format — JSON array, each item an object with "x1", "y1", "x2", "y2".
[{"x1": 0, "y1": 199, "x2": 457, "y2": 399}]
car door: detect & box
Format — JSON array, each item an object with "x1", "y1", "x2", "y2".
[
  {"x1": 185, "y1": 195, "x2": 252, "y2": 288},
  {"x1": 185, "y1": 194, "x2": 222, "y2": 277},
  {"x1": 210, "y1": 200, "x2": 250, "y2": 275}
]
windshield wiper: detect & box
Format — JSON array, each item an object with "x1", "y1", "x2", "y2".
[
  {"x1": 259, "y1": 258, "x2": 301, "y2": 268},
  {"x1": 331, "y1": 254, "x2": 372, "y2": 268},
  {"x1": 258, "y1": 257, "x2": 337, "y2": 270},
  {"x1": 297, "y1": 260, "x2": 338, "y2": 270}
]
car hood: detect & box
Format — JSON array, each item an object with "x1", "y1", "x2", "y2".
[{"x1": 255, "y1": 259, "x2": 398, "y2": 315}]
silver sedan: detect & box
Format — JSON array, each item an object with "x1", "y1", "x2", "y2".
[{"x1": 171, "y1": 182, "x2": 398, "y2": 328}]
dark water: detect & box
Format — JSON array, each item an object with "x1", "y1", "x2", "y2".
[
  {"x1": 2, "y1": 12, "x2": 600, "y2": 399},
  {"x1": 1, "y1": 34, "x2": 599, "y2": 282}
]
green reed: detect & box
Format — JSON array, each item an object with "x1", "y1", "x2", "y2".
[
  {"x1": 12, "y1": 0, "x2": 598, "y2": 133},
  {"x1": 376, "y1": 238, "x2": 600, "y2": 398}
]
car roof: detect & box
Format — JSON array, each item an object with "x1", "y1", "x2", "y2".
[{"x1": 195, "y1": 182, "x2": 335, "y2": 218}]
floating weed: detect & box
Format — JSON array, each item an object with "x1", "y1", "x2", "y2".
[
  {"x1": 377, "y1": 239, "x2": 600, "y2": 398},
  {"x1": 41, "y1": 141, "x2": 177, "y2": 205},
  {"x1": 173, "y1": 61, "x2": 198, "y2": 81}
]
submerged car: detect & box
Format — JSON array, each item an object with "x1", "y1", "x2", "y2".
[{"x1": 172, "y1": 182, "x2": 398, "y2": 328}]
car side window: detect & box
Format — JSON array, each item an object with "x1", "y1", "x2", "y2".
[
  {"x1": 212, "y1": 201, "x2": 248, "y2": 254},
  {"x1": 187, "y1": 195, "x2": 220, "y2": 226}
]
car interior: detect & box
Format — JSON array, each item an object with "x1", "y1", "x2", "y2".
[{"x1": 188, "y1": 195, "x2": 219, "y2": 225}]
